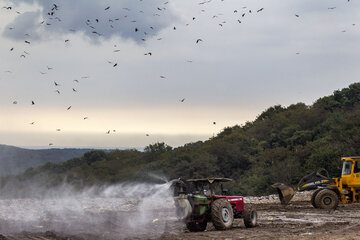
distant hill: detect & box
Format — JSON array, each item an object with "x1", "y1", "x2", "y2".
[
  {"x1": 0, "y1": 145, "x2": 93, "y2": 176},
  {"x1": 3, "y1": 83, "x2": 360, "y2": 197}
]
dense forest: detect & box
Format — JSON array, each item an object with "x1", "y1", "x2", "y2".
[{"x1": 2, "y1": 83, "x2": 360, "y2": 197}]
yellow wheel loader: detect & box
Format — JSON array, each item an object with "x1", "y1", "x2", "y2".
[{"x1": 272, "y1": 156, "x2": 360, "y2": 209}]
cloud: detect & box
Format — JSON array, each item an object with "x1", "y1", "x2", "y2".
[{"x1": 3, "y1": 0, "x2": 178, "y2": 43}]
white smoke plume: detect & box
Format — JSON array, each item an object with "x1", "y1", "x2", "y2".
[{"x1": 0, "y1": 179, "x2": 181, "y2": 239}]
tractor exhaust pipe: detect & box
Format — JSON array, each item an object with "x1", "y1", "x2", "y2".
[{"x1": 271, "y1": 183, "x2": 295, "y2": 205}]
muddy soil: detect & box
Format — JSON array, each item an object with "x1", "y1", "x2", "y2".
[{"x1": 3, "y1": 193, "x2": 360, "y2": 240}]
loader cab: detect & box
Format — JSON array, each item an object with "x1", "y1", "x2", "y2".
[{"x1": 341, "y1": 157, "x2": 360, "y2": 186}]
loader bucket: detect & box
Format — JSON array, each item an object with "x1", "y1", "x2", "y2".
[{"x1": 271, "y1": 183, "x2": 295, "y2": 205}]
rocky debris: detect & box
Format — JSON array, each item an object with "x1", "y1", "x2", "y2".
[{"x1": 244, "y1": 191, "x2": 312, "y2": 204}]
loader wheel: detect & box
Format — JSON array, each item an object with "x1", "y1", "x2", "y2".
[
  {"x1": 314, "y1": 189, "x2": 339, "y2": 210},
  {"x1": 311, "y1": 189, "x2": 322, "y2": 208},
  {"x1": 211, "y1": 198, "x2": 234, "y2": 230},
  {"x1": 243, "y1": 206, "x2": 257, "y2": 228},
  {"x1": 186, "y1": 221, "x2": 207, "y2": 232}
]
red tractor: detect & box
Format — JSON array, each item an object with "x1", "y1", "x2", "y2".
[{"x1": 173, "y1": 178, "x2": 257, "y2": 231}]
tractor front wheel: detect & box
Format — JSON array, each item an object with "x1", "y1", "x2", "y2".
[
  {"x1": 186, "y1": 221, "x2": 207, "y2": 232},
  {"x1": 243, "y1": 206, "x2": 257, "y2": 228},
  {"x1": 211, "y1": 198, "x2": 234, "y2": 230},
  {"x1": 314, "y1": 189, "x2": 339, "y2": 210}
]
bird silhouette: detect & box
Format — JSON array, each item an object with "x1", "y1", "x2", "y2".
[
  {"x1": 196, "y1": 39, "x2": 203, "y2": 43},
  {"x1": 67, "y1": 106, "x2": 72, "y2": 110}
]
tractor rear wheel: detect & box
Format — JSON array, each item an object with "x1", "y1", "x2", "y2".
[
  {"x1": 211, "y1": 198, "x2": 234, "y2": 230},
  {"x1": 243, "y1": 206, "x2": 257, "y2": 228},
  {"x1": 314, "y1": 189, "x2": 339, "y2": 210},
  {"x1": 311, "y1": 189, "x2": 322, "y2": 208},
  {"x1": 186, "y1": 221, "x2": 207, "y2": 232}
]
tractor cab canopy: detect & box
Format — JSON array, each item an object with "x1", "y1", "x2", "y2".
[
  {"x1": 186, "y1": 178, "x2": 233, "y2": 183},
  {"x1": 186, "y1": 178, "x2": 233, "y2": 197}
]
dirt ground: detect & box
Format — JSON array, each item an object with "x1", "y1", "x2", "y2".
[
  {"x1": 159, "y1": 201, "x2": 360, "y2": 240},
  {"x1": 3, "y1": 194, "x2": 360, "y2": 240}
]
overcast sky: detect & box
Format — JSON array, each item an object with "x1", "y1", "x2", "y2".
[{"x1": 0, "y1": 0, "x2": 359, "y2": 148}]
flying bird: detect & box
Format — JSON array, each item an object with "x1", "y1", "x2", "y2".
[
  {"x1": 31, "y1": 101, "x2": 35, "y2": 105},
  {"x1": 67, "y1": 106, "x2": 72, "y2": 110},
  {"x1": 196, "y1": 39, "x2": 203, "y2": 43},
  {"x1": 105, "y1": 6, "x2": 110, "y2": 10},
  {"x1": 180, "y1": 98, "x2": 185, "y2": 102}
]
